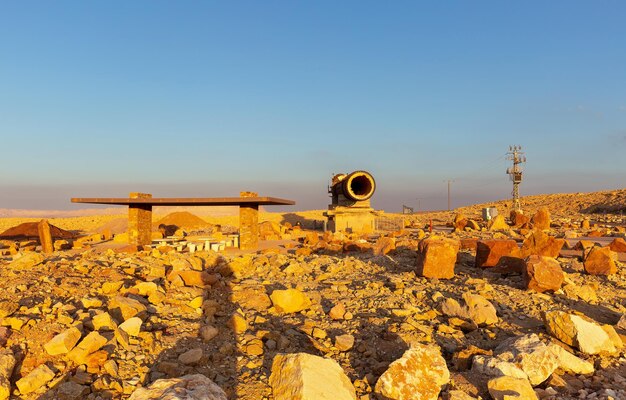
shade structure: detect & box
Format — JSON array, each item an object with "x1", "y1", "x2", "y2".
[{"x1": 0, "y1": 222, "x2": 75, "y2": 240}]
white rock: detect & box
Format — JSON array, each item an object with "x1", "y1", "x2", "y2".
[
  {"x1": 549, "y1": 344, "x2": 594, "y2": 375},
  {"x1": 375, "y1": 343, "x2": 449, "y2": 400},
  {"x1": 471, "y1": 355, "x2": 528, "y2": 380},
  {"x1": 495, "y1": 334, "x2": 559, "y2": 386},
  {"x1": 128, "y1": 374, "x2": 227, "y2": 400}
]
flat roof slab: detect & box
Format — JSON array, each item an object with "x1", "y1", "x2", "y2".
[{"x1": 71, "y1": 197, "x2": 295, "y2": 206}]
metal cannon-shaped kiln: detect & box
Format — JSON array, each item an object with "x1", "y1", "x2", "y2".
[{"x1": 325, "y1": 170, "x2": 378, "y2": 232}]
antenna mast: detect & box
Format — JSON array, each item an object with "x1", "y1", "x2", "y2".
[{"x1": 506, "y1": 145, "x2": 526, "y2": 211}]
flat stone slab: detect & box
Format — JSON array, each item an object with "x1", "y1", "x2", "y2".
[{"x1": 71, "y1": 197, "x2": 295, "y2": 206}]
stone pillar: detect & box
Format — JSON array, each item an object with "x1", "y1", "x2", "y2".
[
  {"x1": 37, "y1": 219, "x2": 53, "y2": 254},
  {"x1": 239, "y1": 191, "x2": 259, "y2": 250},
  {"x1": 128, "y1": 193, "x2": 153, "y2": 247}
]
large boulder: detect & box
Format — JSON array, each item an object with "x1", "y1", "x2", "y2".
[
  {"x1": 231, "y1": 287, "x2": 272, "y2": 311},
  {"x1": 128, "y1": 374, "x2": 227, "y2": 400},
  {"x1": 269, "y1": 353, "x2": 356, "y2": 400},
  {"x1": 531, "y1": 207, "x2": 551, "y2": 230},
  {"x1": 471, "y1": 356, "x2": 527, "y2": 380},
  {"x1": 0, "y1": 350, "x2": 15, "y2": 400},
  {"x1": 8, "y1": 252, "x2": 45, "y2": 270},
  {"x1": 550, "y1": 345, "x2": 594, "y2": 375},
  {"x1": 259, "y1": 221, "x2": 282, "y2": 240},
  {"x1": 608, "y1": 237, "x2": 626, "y2": 253},
  {"x1": 494, "y1": 334, "x2": 559, "y2": 386},
  {"x1": 473, "y1": 335, "x2": 593, "y2": 385},
  {"x1": 16, "y1": 364, "x2": 55, "y2": 395},
  {"x1": 488, "y1": 215, "x2": 510, "y2": 231},
  {"x1": 416, "y1": 237, "x2": 460, "y2": 279},
  {"x1": 373, "y1": 236, "x2": 396, "y2": 256},
  {"x1": 441, "y1": 293, "x2": 498, "y2": 326},
  {"x1": 475, "y1": 240, "x2": 519, "y2": 268},
  {"x1": 44, "y1": 327, "x2": 82, "y2": 355},
  {"x1": 375, "y1": 343, "x2": 449, "y2": 400},
  {"x1": 523, "y1": 256, "x2": 564, "y2": 293},
  {"x1": 270, "y1": 289, "x2": 312, "y2": 314},
  {"x1": 520, "y1": 230, "x2": 564, "y2": 258},
  {"x1": 543, "y1": 311, "x2": 619, "y2": 355},
  {"x1": 488, "y1": 376, "x2": 538, "y2": 400},
  {"x1": 108, "y1": 295, "x2": 148, "y2": 321},
  {"x1": 583, "y1": 246, "x2": 617, "y2": 275},
  {"x1": 67, "y1": 331, "x2": 108, "y2": 365},
  {"x1": 510, "y1": 210, "x2": 530, "y2": 228},
  {"x1": 453, "y1": 213, "x2": 468, "y2": 231}
]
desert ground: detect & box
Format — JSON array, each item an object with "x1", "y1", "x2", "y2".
[{"x1": 0, "y1": 189, "x2": 625, "y2": 400}]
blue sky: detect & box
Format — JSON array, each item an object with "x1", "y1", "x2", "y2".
[{"x1": 1, "y1": 1, "x2": 625, "y2": 211}]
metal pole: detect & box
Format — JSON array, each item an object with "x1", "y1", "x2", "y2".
[{"x1": 442, "y1": 180, "x2": 454, "y2": 211}]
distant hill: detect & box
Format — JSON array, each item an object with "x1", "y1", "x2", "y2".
[
  {"x1": 0, "y1": 205, "x2": 244, "y2": 218},
  {"x1": 0, "y1": 207, "x2": 123, "y2": 218},
  {"x1": 457, "y1": 188, "x2": 626, "y2": 217}
]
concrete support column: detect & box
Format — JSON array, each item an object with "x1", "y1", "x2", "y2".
[
  {"x1": 128, "y1": 192, "x2": 153, "y2": 247},
  {"x1": 239, "y1": 191, "x2": 259, "y2": 250}
]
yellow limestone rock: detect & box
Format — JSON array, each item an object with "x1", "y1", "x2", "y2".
[
  {"x1": 119, "y1": 317, "x2": 142, "y2": 337},
  {"x1": 270, "y1": 289, "x2": 312, "y2": 314},
  {"x1": 228, "y1": 311, "x2": 248, "y2": 334},
  {"x1": 375, "y1": 343, "x2": 450, "y2": 400},
  {"x1": 531, "y1": 207, "x2": 551, "y2": 230},
  {"x1": 488, "y1": 376, "x2": 538, "y2": 400},
  {"x1": 92, "y1": 312, "x2": 118, "y2": 331},
  {"x1": 67, "y1": 331, "x2": 108, "y2": 365},
  {"x1": 16, "y1": 364, "x2": 55, "y2": 395},
  {"x1": 494, "y1": 334, "x2": 558, "y2": 386},
  {"x1": 44, "y1": 327, "x2": 82, "y2": 355},
  {"x1": 9, "y1": 252, "x2": 44, "y2": 270},
  {"x1": 128, "y1": 374, "x2": 227, "y2": 400},
  {"x1": 549, "y1": 345, "x2": 594, "y2": 375},
  {"x1": 0, "y1": 349, "x2": 16, "y2": 400},
  {"x1": 269, "y1": 353, "x2": 356, "y2": 400},
  {"x1": 108, "y1": 295, "x2": 147, "y2": 321},
  {"x1": 101, "y1": 281, "x2": 124, "y2": 294},
  {"x1": 543, "y1": 311, "x2": 617, "y2": 355},
  {"x1": 488, "y1": 215, "x2": 510, "y2": 231},
  {"x1": 416, "y1": 237, "x2": 460, "y2": 279},
  {"x1": 133, "y1": 282, "x2": 159, "y2": 296}
]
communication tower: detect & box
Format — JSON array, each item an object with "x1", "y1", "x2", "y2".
[{"x1": 506, "y1": 145, "x2": 526, "y2": 211}]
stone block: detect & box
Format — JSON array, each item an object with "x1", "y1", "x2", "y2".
[
  {"x1": 475, "y1": 240, "x2": 519, "y2": 268},
  {"x1": 523, "y1": 255, "x2": 564, "y2": 293},
  {"x1": 44, "y1": 327, "x2": 82, "y2": 355},
  {"x1": 239, "y1": 203, "x2": 259, "y2": 250},
  {"x1": 67, "y1": 331, "x2": 108, "y2": 365},
  {"x1": 270, "y1": 353, "x2": 356, "y2": 400},
  {"x1": 416, "y1": 237, "x2": 460, "y2": 279},
  {"x1": 16, "y1": 364, "x2": 55, "y2": 395}
]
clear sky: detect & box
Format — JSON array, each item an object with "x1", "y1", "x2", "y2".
[{"x1": 1, "y1": 1, "x2": 625, "y2": 212}]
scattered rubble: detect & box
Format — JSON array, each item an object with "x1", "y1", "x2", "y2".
[{"x1": 0, "y1": 203, "x2": 623, "y2": 400}]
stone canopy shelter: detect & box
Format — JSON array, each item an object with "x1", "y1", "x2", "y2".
[{"x1": 72, "y1": 192, "x2": 295, "y2": 250}]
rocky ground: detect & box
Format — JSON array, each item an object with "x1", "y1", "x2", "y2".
[{"x1": 0, "y1": 193, "x2": 625, "y2": 399}]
